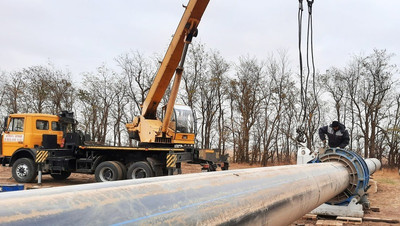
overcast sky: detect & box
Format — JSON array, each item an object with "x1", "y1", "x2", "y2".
[{"x1": 1, "y1": 0, "x2": 399, "y2": 81}]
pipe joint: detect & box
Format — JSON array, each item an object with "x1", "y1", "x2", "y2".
[{"x1": 310, "y1": 148, "x2": 379, "y2": 206}]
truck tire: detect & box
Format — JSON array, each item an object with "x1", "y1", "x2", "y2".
[
  {"x1": 50, "y1": 171, "x2": 72, "y2": 180},
  {"x1": 221, "y1": 162, "x2": 229, "y2": 171},
  {"x1": 95, "y1": 161, "x2": 123, "y2": 182},
  {"x1": 12, "y1": 158, "x2": 37, "y2": 183},
  {"x1": 114, "y1": 161, "x2": 127, "y2": 180},
  {"x1": 127, "y1": 161, "x2": 154, "y2": 179}
]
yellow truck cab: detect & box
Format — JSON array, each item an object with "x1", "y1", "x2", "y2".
[
  {"x1": 1, "y1": 113, "x2": 63, "y2": 156},
  {"x1": 0, "y1": 113, "x2": 64, "y2": 182}
]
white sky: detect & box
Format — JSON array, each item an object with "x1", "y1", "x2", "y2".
[{"x1": 1, "y1": 0, "x2": 399, "y2": 81}]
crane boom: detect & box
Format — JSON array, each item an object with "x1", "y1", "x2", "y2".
[
  {"x1": 142, "y1": 0, "x2": 209, "y2": 119},
  {"x1": 127, "y1": 0, "x2": 210, "y2": 146}
]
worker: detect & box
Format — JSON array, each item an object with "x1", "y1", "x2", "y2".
[{"x1": 318, "y1": 121, "x2": 350, "y2": 149}]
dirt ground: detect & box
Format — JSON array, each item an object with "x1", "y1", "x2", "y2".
[{"x1": 0, "y1": 163, "x2": 399, "y2": 225}]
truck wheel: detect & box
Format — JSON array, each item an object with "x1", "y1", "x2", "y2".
[
  {"x1": 127, "y1": 161, "x2": 154, "y2": 179},
  {"x1": 221, "y1": 162, "x2": 229, "y2": 171},
  {"x1": 50, "y1": 171, "x2": 72, "y2": 180},
  {"x1": 12, "y1": 158, "x2": 37, "y2": 183},
  {"x1": 95, "y1": 161, "x2": 123, "y2": 182},
  {"x1": 114, "y1": 161, "x2": 127, "y2": 180}
]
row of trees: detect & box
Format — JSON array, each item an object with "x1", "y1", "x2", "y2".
[
  {"x1": 0, "y1": 65, "x2": 74, "y2": 115},
  {"x1": 0, "y1": 44, "x2": 399, "y2": 168}
]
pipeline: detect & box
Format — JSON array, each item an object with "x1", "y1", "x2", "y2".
[{"x1": 0, "y1": 149, "x2": 380, "y2": 226}]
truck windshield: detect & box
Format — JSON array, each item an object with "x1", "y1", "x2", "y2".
[
  {"x1": 174, "y1": 105, "x2": 194, "y2": 134},
  {"x1": 8, "y1": 118, "x2": 24, "y2": 132}
]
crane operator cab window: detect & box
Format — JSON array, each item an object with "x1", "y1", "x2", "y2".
[
  {"x1": 162, "y1": 105, "x2": 195, "y2": 134},
  {"x1": 173, "y1": 105, "x2": 195, "y2": 134}
]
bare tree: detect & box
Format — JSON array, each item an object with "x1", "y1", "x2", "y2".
[
  {"x1": 48, "y1": 69, "x2": 75, "y2": 114},
  {"x1": 321, "y1": 67, "x2": 347, "y2": 122},
  {"x1": 110, "y1": 76, "x2": 129, "y2": 146},
  {"x1": 0, "y1": 71, "x2": 8, "y2": 130},
  {"x1": 230, "y1": 56, "x2": 264, "y2": 163},
  {"x1": 4, "y1": 71, "x2": 26, "y2": 114},
  {"x1": 22, "y1": 66, "x2": 54, "y2": 113},
  {"x1": 116, "y1": 51, "x2": 155, "y2": 115},
  {"x1": 78, "y1": 65, "x2": 118, "y2": 143},
  {"x1": 181, "y1": 42, "x2": 207, "y2": 109},
  {"x1": 258, "y1": 52, "x2": 298, "y2": 165},
  {"x1": 344, "y1": 49, "x2": 394, "y2": 158},
  {"x1": 0, "y1": 71, "x2": 6, "y2": 108},
  {"x1": 198, "y1": 76, "x2": 218, "y2": 149},
  {"x1": 209, "y1": 51, "x2": 230, "y2": 154}
]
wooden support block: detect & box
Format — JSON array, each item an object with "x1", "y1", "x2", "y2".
[
  {"x1": 26, "y1": 186, "x2": 52, "y2": 190},
  {"x1": 363, "y1": 217, "x2": 400, "y2": 224},
  {"x1": 336, "y1": 216, "x2": 362, "y2": 224},
  {"x1": 316, "y1": 220, "x2": 343, "y2": 226},
  {"x1": 369, "y1": 207, "x2": 380, "y2": 212},
  {"x1": 303, "y1": 214, "x2": 317, "y2": 220}
]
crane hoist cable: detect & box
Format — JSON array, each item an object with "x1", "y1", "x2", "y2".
[
  {"x1": 298, "y1": 0, "x2": 306, "y2": 127},
  {"x1": 297, "y1": 0, "x2": 321, "y2": 142},
  {"x1": 306, "y1": 0, "x2": 321, "y2": 128},
  {"x1": 297, "y1": 0, "x2": 308, "y2": 141}
]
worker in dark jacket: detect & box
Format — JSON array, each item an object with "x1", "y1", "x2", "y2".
[{"x1": 319, "y1": 121, "x2": 350, "y2": 148}]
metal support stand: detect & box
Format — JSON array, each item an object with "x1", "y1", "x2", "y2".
[
  {"x1": 38, "y1": 164, "x2": 42, "y2": 185},
  {"x1": 311, "y1": 198, "x2": 364, "y2": 218},
  {"x1": 167, "y1": 168, "x2": 174, "y2": 175},
  {"x1": 176, "y1": 162, "x2": 182, "y2": 174}
]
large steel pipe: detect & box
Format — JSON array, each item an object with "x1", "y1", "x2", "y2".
[
  {"x1": 365, "y1": 158, "x2": 381, "y2": 174},
  {"x1": 0, "y1": 162, "x2": 350, "y2": 226}
]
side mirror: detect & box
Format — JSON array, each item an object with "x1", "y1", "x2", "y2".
[{"x1": 3, "y1": 117, "x2": 8, "y2": 132}]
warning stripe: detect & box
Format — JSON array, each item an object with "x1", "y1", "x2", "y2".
[
  {"x1": 166, "y1": 154, "x2": 177, "y2": 168},
  {"x1": 36, "y1": 151, "x2": 49, "y2": 163}
]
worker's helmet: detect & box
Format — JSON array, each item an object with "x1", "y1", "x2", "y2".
[{"x1": 331, "y1": 121, "x2": 340, "y2": 128}]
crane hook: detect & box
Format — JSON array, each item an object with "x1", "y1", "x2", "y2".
[{"x1": 298, "y1": 0, "x2": 303, "y2": 11}]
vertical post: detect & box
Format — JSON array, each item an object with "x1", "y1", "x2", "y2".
[
  {"x1": 37, "y1": 164, "x2": 42, "y2": 185},
  {"x1": 176, "y1": 162, "x2": 182, "y2": 174}
]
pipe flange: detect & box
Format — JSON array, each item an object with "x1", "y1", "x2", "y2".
[{"x1": 311, "y1": 148, "x2": 369, "y2": 205}]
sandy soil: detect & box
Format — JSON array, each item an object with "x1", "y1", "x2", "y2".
[
  {"x1": 0, "y1": 163, "x2": 399, "y2": 225},
  {"x1": 365, "y1": 168, "x2": 400, "y2": 224}
]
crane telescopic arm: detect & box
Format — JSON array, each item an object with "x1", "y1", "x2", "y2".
[
  {"x1": 141, "y1": 0, "x2": 210, "y2": 119},
  {"x1": 126, "y1": 0, "x2": 209, "y2": 145}
]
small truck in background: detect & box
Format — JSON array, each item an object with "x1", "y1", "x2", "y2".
[{"x1": 0, "y1": 111, "x2": 228, "y2": 183}]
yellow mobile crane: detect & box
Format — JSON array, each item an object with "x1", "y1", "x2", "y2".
[
  {"x1": 126, "y1": 0, "x2": 209, "y2": 147},
  {"x1": 1, "y1": 0, "x2": 227, "y2": 184}
]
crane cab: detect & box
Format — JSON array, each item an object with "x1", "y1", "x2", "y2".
[
  {"x1": 164, "y1": 105, "x2": 195, "y2": 133},
  {"x1": 162, "y1": 105, "x2": 196, "y2": 145},
  {"x1": 127, "y1": 105, "x2": 196, "y2": 147}
]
